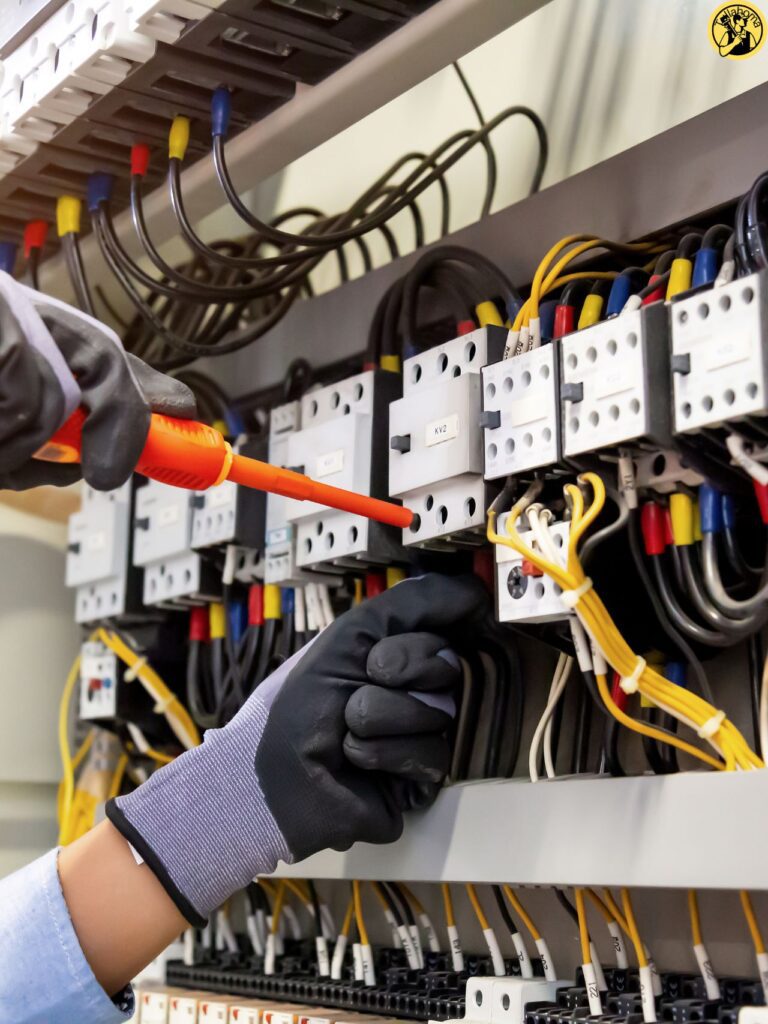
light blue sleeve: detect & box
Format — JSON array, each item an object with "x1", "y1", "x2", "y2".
[{"x1": 0, "y1": 848, "x2": 134, "y2": 1024}]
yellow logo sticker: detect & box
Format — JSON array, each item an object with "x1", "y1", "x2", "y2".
[{"x1": 710, "y1": 3, "x2": 765, "y2": 58}]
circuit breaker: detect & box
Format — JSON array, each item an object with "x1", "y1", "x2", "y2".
[
  {"x1": 65, "y1": 481, "x2": 138, "y2": 623},
  {"x1": 495, "y1": 513, "x2": 570, "y2": 624},
  {"x1": 482, "y1": 343, "x2": 561, "y2": 479},
  {"x1": 264, "y1": 400, "x2": 303, "y2": 584},
  {"x1": 78, "y1": 640, "x2": 119, "y2": 721},
  {"x1": 388, "y1": 327, "x2": 506, "y2": 547},
  {"x1": 671, "y1": 269, "x2": 768, "y2": 433},
  {"x1": 561, "y1": 302, "x2": 671, "y2": 456},
  {"x1": 191, "y1": 436, "x2": 268, "y2": 584},
  {"x1": 133, "y1": 479, "x2": 219, "y2": 606},
  {"x1": 286, "y1": 369, "x2": 403, "y2": 571}
]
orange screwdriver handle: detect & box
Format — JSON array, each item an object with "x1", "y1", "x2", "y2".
[
  {"x1": 37, "y1": 410, "x2": 414, "y2": 529},
  {"x1": 37, "y1": 409, "x2": 233, "y2": 490}
]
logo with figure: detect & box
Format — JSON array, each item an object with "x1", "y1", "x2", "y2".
[{"x1": 710, "y1": 4, "x2": 765, "y2": 58}]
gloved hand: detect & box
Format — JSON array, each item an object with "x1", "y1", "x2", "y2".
[
  {"x1": 106, "y1": 574, "x2": 488, "y2": 926},
  {"x1": 0, "y1": 272, "x2": 196, "y2": 491}
]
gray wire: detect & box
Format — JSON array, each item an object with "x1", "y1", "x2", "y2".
[
  {"x1": 679, "y1": 546, "x2": 764, "y2": 636},
  {"x1": 702, "y1": 533, "x2": 768, "y2": 618}
]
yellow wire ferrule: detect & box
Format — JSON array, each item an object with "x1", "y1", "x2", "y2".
[
  {"x1": 264, "y1": 583, "x2": 282, "y2": 620},
  {"x1": 386, "y1": 567, "x2": 406, "y2": 588},
  {"x1": 666, "y1": 257, "x2": 693, "y2": 300},
  {"x1": 578, "y1": 293, "x2": 604, "y2": 329},
  {"x1": 380, "y1": 354, "x2": 401, "y2": 373},
  {"x1": 669, "y1": 493, "x2": 695, "y2": 546},
  {"x1": 56, "y1": 196, "x2": 82, "y2": 237},
  {"x1": 169, "y1": 116, "x2": 191, "y2": 161},
  {"x1": 475, "y1": 300, "x2": 504, "y2": 327},
  {"x1": 209, "y1": 602, "x2": 227, "y2": 640}
]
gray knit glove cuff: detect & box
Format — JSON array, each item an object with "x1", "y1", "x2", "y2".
[{"x1": 106, "y1": 691, "x2": 292, "y2": 926}]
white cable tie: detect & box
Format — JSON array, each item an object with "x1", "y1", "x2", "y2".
[
  {"x1": 153, "y1": 692, "x2": 176, "y2": 715},
  {"x1": 124, "y1": 655, "x2": 148, "y2": 682},
  {"x1": 561, "y1": 577, "x2": 593, "y2": 609},
  {"x1": 697, "y1": 709, "x2": 726, "y2": 739},
  {"x1": 620, "y1": 657, "x2": 647, "y2": 695}
]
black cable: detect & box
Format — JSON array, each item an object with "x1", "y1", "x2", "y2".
[
  {"x1": 554, "y1": 889, "x2": 578, "y2": 924},
  {"x1": 388, "y1": 883, "x2": 416, "y2": 929},
  {"x1": 377, "y1": 882, "x2": 405, "y2": 928},
  {"x1": 252, "y1": 618, "x2": 279, "y2": 687},
  {"x1": 452, "y1": 59, "x2": 497, "y2": 216},
  {"x1": 62, "y1": 233, "x2": 95, "y2": 316},
  {"x1": 492, "y1": 884, "x2": 520, "y2": 937},
  {"x1": 27, "y1": 247, "x2": 40, "y2": 291},
  {"x1": 748, "y1": 632, "x2": 764, "y2": 759},
  {"x1": 627, "y1": 510, "x2": 716, "y2": 699},
  {"x1": 307, "y1": 880, "x2": 323, "y2": 941}
]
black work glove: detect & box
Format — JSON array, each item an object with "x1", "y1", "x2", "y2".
[
  {"x1": 0, "y1": 273, "x2": 196, "y2": 491},
  {"x1": 107, "y1": 574, "x2": 488, "y2": 925}
]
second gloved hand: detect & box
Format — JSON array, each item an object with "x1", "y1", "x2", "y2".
[
  {"x1": 106, "y1": 574, "x2": 488, "y2": 925},
  {"x1": 0, "y1": 273, "x2": 196, "y2": 491}
]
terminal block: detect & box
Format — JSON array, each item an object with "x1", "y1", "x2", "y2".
[
  {"x1": 561, "y1": 302, "x2": 671, "y2": 456},
  {"x1": 66, "y1": 481, "x2": 138, "y2": 624},
  {"x1": 671, "y1": 270, "x2": 768, "y2": 433},
  {"x1": 495, "y1": 513, "x2": 570, "y2": 624},
  {"x1": 482, "y1": 343, "x2": 561, "y2": 479},
  {"x1": 286, "y1": 369, "x2": 403, "y2": 572},
  {"x1": 388, "y1": 327, "x2": 506, "y2": 548},
  {"x1": 133, "y1": 479, "x2": 219, "y2": 606}
]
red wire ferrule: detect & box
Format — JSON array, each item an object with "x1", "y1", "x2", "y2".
[
  {"x1": 640, "y1": 501, "x2": 666, "y2": 556},
  {"x1": 365, "y1": 572, "x2": 386, "y2": 599},
  {"x1": 189, "y1": 605, "x2": 210, "y2": 642},
  {"x1": 23, "y1": 220, "x2": 48, "y2": 258},
  {"x1": 131, "y1": 143, "x2": 151, "y2": 178},
  {"x1": 248, "y1": 583, "x2": 264, "y2": 626},
  {"x1": 753, "y1": 480, "x2": 768, "y2": 524}
]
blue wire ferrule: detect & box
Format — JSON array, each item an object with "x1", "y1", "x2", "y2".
[
  {"x1": 692, "y1": 247, "x2": 718, "y2": 288},
  {"x1": 665, "y1": 661, "x2": 687, "y2": 687},
  {"x1": 506, "y1": 296, "x2": 524, "y2": 323},
  {"x1": 606, "y1": 275, "x2": 633, "y2": 318},
  {"x1": 228, "y1": 600, "x2": 247, "y2": 645},
  {"x1": 721, "y1": 492, "x2": 737, "y2": 531},
  {"x1": 281, "y1": 587, "x2": 295, "y2": 616},
  {"x1": 699, "y1": 484, "x2": 723, "y2": 534},
  {"x1": 0, "y1": 241, "x2": 17, "y2": 275},
  {"x1": 539, "y1": 299, "x2": 558, "y2": 343},
  {"x1": 212, "y1": 88, "x2": 232, "y2": 138},
  {"x1": 86, "y1": 172, "x2": 115, "y2": 213}
]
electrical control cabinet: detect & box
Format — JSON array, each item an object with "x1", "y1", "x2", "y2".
[
  {"x1": 671, "y1": 270, "x2": 768, "y2": 433},
  {"x1": 561, "y1": 302, "x2": 671, "y2": 456},
  {"x1": 389, "y1": 327, "x2": 506, "y2": 547},
  {"x1": 65, "y1": 481, "x2": 138, "y2": 623},
  {"x1": 495, "y1": 514, "x2": 570, "y2": 624},
  {"x1": 286, "y1": 369, "x2": 403, "y2": 571},
  {"x1": 482, "y1": 343, "x2": 561, "y2": 479},
  {"x1": 133, "y1": 479, "x2": 219, "y2": 606}
]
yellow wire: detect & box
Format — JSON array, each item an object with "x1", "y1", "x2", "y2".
[
  {"x1": 97, "y1": 629, "x2": 201, "y2": 748},
  {"x1": 502, "y1": 886, "x2": 541, "y2": 941},
  {"x1": 587, "y1": 888, "x2": 616, "y2": 925},
  {"x1": 107, "y1": 754, "x2": 129, "y2": 800},
  {"x1": 442, "y1": 884, "x2": 456, "y2": 928},
  {"x1": 740, "y1": 891, "x2": 766, "y2": 954},
  {"x1": 575, "y1": 888, "x2": 592, "y2": 964},
  {"x1": 487, "y1": 471, "x2": 761, "y2": 772},
  {"x1": 620, "y1": 889, "x2": 648, "y2": 968},
  {"x1": 57, "y1": 728, "x2": 95, "y2": 822},
  {"x1": 128, "y1": 743, "x2": 174, "y2": 765},
  {"x1": 58, "y1": 650, "x2": 83, "y2": 846},
  {"x1": 259, "y1": 878, "x2": 277, "y2": 897},
  {"x1": 601, "y1": 889, "x2": 631, "y2": 939},
  {"x1": 400, "y1": 883, "x2": 424, "y2": 915},
  {"x1": 688, "y1": 890, "x2": 703, "y2": 947},
  {"x1": 353, "y1": 880, "x2": 369, "y2": 946},
  {"x1": 284, "y1": 878, "x2": 311, "y2": 908},
  {"x1": 465, "y1": 883, "x2": 489, "y2": 931},
  {"x1": 341, "y1": 897, "x2": 355, "y2": 938},
  {"x1": 270, "y1": 880, "x2": 287, "y2": 935}
]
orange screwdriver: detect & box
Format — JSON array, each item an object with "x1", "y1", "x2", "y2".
[{"x1": 36, "y1": 408, "x2": 414, "y2": 530}]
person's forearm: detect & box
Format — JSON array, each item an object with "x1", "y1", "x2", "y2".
[{"x1": 58, "y1": 819, "x2": 188, "y2": 996}]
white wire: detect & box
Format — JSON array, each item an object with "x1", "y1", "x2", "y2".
[{"x1": 529, "y1": 653, "x2": 573, "y2": 782}]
